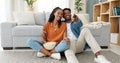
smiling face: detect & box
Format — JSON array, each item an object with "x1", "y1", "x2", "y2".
[
  {"x1": 63, "y1": 10, "x2": 71, "y2": 21},
  {"x1": 54, "y1": 9, "x2": 63, "y2": 21}
]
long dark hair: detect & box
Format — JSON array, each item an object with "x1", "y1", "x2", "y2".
[{"x1": 48, "y1": 7, "x2": 62, "y2": 28}]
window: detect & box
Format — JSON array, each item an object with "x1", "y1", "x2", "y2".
[{"x1": 36, "y1": 0, "x2": 69, "y2": 12}]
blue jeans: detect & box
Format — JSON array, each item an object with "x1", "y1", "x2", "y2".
[{"x1": 27, "y1": 39, "x2": 70, "y2": 52}]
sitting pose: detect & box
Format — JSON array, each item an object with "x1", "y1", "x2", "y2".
[
  {"x1": 63, "y1": 8, "x2": 111, "y2": 63},
  {"x1": 27, "y1": 7, "x2": 70, "y2": 60}
]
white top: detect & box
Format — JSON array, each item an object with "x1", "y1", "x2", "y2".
[{"x1": 66, "y1": 23, "x2": 77, "y2": 41}]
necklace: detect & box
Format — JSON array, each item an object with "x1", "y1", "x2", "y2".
[
  {"x1": 53, "y1": 24, "x2": 57, "y2": 31},
  {"x1": 51, "y1": 23, "x2": 58, "y2": 31}
]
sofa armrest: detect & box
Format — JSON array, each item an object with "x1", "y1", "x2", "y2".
[
  {"x1": 100, "y1": 23, "x2": 110, "y2": 46},
  {"x1": 81, "y1": 22, "x2": 110, "y2": 47},
  {"x1": 0, "y1": 22, "x2": 17, "y2": 47}
]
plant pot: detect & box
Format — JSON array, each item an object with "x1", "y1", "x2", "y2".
[
  {"x1": 27, "y1": 7, "x2": 34, "y2": 11},
  {"x1": 99, "y1": 0, "x2": 102, "y2": 3},
  {"x1": 97, "y1": 17, "x2": 101, "y2": 22}
]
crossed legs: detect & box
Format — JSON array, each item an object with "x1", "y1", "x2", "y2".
[{"x1": 27, "y1": 39, "x2": 70, "y2": 56}]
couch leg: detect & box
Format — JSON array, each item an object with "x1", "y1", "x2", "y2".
[
  {"x1": 101, "y1": 46, "x2": 108, "y2": 49},
  {"x1": 3, "y1": 47, "x2": 31, "y2": 50},
  {"x1": 3, "y1": 47, "x2": 13, "y2": 50},
  {"x1": 14, "y1": 47, "x2": 31, "y2": 49}
]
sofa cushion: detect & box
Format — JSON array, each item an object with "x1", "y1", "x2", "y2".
[
  {"x1": 13, "y1": 12, "x2": 35, "y2": 25},
  {"x1": 34, "y1": 12, "x2": 45, "y2": 25},
  {"x1": 12, "y1": 25, "x2": 43, "y2": 36}
]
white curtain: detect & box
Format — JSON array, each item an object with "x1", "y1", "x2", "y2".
[
  {"x1": 0, "y1": 0, "x2": 69, "y2": 22},
  {"x1": 36, "y1": 0, "x2": 69, "y2": 12},
  {"x1": 14, "y1": 0, "x2": 24, "y2": 12},
  {"x1": 0, "y1": 0, "x2": 25, "y2": 22},
  {"x1": 0, "y1": 0, "x2": 7, "y2": 22}
]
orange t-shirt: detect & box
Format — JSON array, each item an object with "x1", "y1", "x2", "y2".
[{"x1": 43, "y1": 22, "x2": 66, "y2": 44}]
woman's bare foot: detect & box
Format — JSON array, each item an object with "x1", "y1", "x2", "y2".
[
  {"x1": 50, "y1": 49, "x2": 56, "y2": 54},
  {"x1": 40, "y1": 48, "x2": 51, "y2": 56}
]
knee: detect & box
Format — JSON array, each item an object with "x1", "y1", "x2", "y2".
[
  {"x1": 61, "y1": 40, "x2": 66, "y2": 43},
  {"x1": 82, "y1": 28, "x2": 89, "y2": 31},
  {"x1": 82, "y1": 28, "x2": 90, "y2": 33},
  {"x1": 65, "y1": 50, "x2": 75, "y2": 56},
  {"x1": 61, "y1": 40, "x2": 70, "y2": 48},
  {"x1": 27, "y1": 39, "x2": 35, "y2": 46}
]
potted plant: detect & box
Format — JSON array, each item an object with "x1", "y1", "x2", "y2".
[
  {"x1": 74, "y1": 0, "x2": 83, "y2": 13},
  {"x1": 25, "y1": 0, "x2": 37, "y2": 11}
]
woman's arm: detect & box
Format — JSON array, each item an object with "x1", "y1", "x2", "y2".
[
  {"x1": 40, "y1": 29, "x2": 47, "y2": 44},
  {"x1": 40, "y1": 30, "x2": 47, "y2": 44},
  {"x1": 40, "y1": 23, "x2": 48, "y2": 44}
]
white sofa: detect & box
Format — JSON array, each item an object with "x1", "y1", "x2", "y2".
[
  {"x1": 0, "y1": 12, "x2": 110, "y2": 49},
  {"x1": 1, "y1": 12, "x2": 50, "y2": 49}
]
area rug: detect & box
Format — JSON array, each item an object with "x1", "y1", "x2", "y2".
[{"x1": 0, "y1": 50, "x2": 120, "y2": 63}]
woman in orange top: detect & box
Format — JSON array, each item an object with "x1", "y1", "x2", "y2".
[{"x1": 27, "y1": 7, "x2": 70, "y2": 60}]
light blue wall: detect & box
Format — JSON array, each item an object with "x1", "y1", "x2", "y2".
[{"x1": 86, "y1": 0, "x2": 107, "y2": 22}]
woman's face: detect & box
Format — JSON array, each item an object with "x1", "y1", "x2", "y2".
[{"x1": 54, "y1": 9, "x2": 63, "y2": 21}]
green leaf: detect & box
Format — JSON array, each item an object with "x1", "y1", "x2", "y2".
[{"x1": 74, "y1": 0, "x2": 83, "y2": 13}]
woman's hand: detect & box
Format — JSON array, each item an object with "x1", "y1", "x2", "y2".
[
  {"x1": 64, "y1": 37, "x2": 70, "y2": 45},
  {"x1": 40, "y1": 39, "x2": 47, "y2": 44},
  {"x1": 41, "y1": 30, "x2": 47, "y2": 39}
]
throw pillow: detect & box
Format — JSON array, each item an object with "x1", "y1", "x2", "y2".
[
  {"x1": 34, "y1": 12, "x2": 45, "y2": 25},
  {"x1": 13, "y1": 12, "x2": 35, "y2": 25},
  {"x1": 43, "y1": 42, "x2": 56, "y2": 50},
  {"x1": 45, "y1": 12, "x2": 51, "y2": 22}
]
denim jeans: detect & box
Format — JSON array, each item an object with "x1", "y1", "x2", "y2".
[{"x1": 27, "y1": 39, "x2": 70, "y2": 52}]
